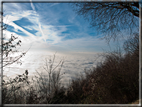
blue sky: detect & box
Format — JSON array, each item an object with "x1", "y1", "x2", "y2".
[{"x1": 3, "y1": 2, "x2": 127, "y2": 53}]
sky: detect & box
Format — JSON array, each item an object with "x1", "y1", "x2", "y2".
[
  {"x1": 1, "y1": 1, "x2": 138, "y2": 86},
  {"x1": 2, "y1": 1, "x2": 122, "y2": 54},
  {"x1": 0, "y1": 1, "x2": 139, "y2": 98},
  {"x1": 0, "y1": 1, "x2": 140, "y2": 106},
  {"x1": 2, "y1": 1, "x2": 111, "y2": 81}
]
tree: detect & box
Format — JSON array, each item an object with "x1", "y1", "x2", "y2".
[
  {"x1": 73, "y1": 2, "x2": 140, "y2": 42},
  {"x1": 123, "y1": 32, "x2": 139, "y2": 56},
  {"x1": 33, "y1": 54, "x2": 65, "y2": 103},
  {"x1": 1, "y1": 12, "x2": 29, "y2": 104},
  {"x1": 1, "y1": 34, "x2": 26, "y2": 68},
  {"x1": 0, "y1": 12, "x2": 27, "y2": 68}
]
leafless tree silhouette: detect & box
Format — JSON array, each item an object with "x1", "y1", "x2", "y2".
[{"x1": 73, "y1": 2, "x2": 140, "y2": 42}]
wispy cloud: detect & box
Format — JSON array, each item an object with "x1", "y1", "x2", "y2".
[
  {"x1": 30, "y1": 0, "x2": 46, "y2": 40},
  {"x1": 49, "y1": 3, "x2": 60, "y2": 7},
  {"x1": 30, "y1": 0, "x2": 36, "y2": 11},
  {"x1": 3, "y1": 2, "x2": 119, "y2": 53},
  {"x1": 3, "y1": 3, "x2": 69, "y2": 51}
]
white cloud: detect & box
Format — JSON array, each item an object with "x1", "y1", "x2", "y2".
[
  {"x1": 3, "y1": 10, "x2": 39, "y2": 41},
  {"x1": 41, "y1": 26, "x2": 66, "y2": 44},
  {"x1": 56, "y1": 36, "x2": 106, "y2": 52},
  {"x1": 30, "y1": 0, "x2": 36, "y2": 11},
  {"x1": 3, "y1": 50, "x2": 103, "y2": 87},
  {"x1": 3, "y1": 2, "x2": 120, "y2": 54},
  {"x1": 49, "y1": 3, "x2": 60, "y2": 7},
  {"x1": 29, "y1": 1, "x2": 47, "y2": 41},
  {"x1": 23, "y1": 25, "x2": 36, "y2": 31},
  {"x1": 3, "y1": 5, "x2": 67, "y2": 51}
]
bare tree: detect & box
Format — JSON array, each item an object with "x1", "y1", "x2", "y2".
[
  {"x1": 0, "y1": 11, "x2": 28, "y2": 105},
  {"x1": 73, "y1": 2, "x2": 140, "y2": 42},
  {"x1": 1, "y1": 35, "x2": 26, "y2": 68},
  {"x1": 123, "y1": 32, "x2": 139, "y2": 56},
  {"x1": 33, "y1": 54, "x2": 65, "y2": 103},
  {"x1": 0, "y1": 12, "x2": 27, "y2": 68}
]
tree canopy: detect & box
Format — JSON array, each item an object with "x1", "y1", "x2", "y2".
[{"x1": 73, "y1": 2, "x2": 140, "y2": 42}]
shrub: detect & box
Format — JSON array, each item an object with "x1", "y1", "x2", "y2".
[
  {"x1": 62, "y1": 33, "x2": 139, "y2": 104},
  {"x1": 32, "y1": 54, "x2": 65, "y2": 104}
]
